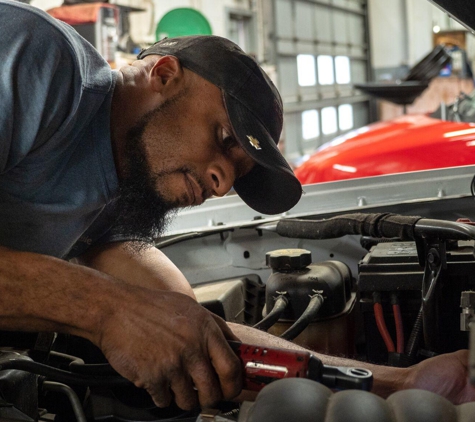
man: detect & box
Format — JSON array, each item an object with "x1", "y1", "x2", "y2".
[{"x1": 0, "y1": 0, "x2": 473, "y2": 413}]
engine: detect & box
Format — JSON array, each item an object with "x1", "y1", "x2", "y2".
[{"x1": 2, "y1": 213, "x2": 475, "y2": 421}]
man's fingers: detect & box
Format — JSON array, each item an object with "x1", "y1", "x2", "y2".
[
  {"x1": 146, "y1": 379, "x2": 173, "y2": 409},
  {"x1": 176, "y1": 315, "x2": 242, "y2": 408},
  {"x1": 207, "y1": 330, "x2": 243, "y2": 400},
  {"x1": 189, "y1": 359, "x2": 224, "y2": 408},
  {"x1": 170, "y1": 371, "x2": 200, "y2": 410}
]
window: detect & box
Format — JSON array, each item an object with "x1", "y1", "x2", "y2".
[
  {"x1": 317, "y1": 55, "x2": 334, "y2": 85},
  {"x1": 297, "y1": 54, "x2": 317, "y2": 86},
  {"x1": 322, "y1": 107, "x2": 338, "y2": 135},
  {"x1": 339, "y1": 104, "x2": 354, "y2": 131},
  {"x1": 335, "y1": 56, "x2": 351, "y2": 84},
  {"x1": 302, "y1": 110, "x2": 320, "y2": 139}
]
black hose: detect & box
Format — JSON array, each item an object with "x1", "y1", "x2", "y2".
[
  {"x1": 0, "y1": 359, "x2": 130, "y2": 387},
  {"x1": 46, "y1": 351, "x2": 118, "y2": 376},
  {"x1": 280, "y1": 294, "x2": 324, "y2": 341},
  {"x1": 276, "y1": 214, "x2": 475, "y2": 242},
  {"x1": 276, "y1": 213, "x2": 422, "y2": 241},
  {"x1": 414, "y1": 219, "x2": 475, "y2": 241},
  {"x1": 69, "y1": 362, "x2": 119, "y2": 376},
  {"x1": 48, "y1": 351, "x2": 84, "y2": 365},
  {"x1": 253, "y1": 295, "x2": 288, "y2": 331},
  {"x1": 42, "y1": 381, "x2": 87, "y2": 422}
]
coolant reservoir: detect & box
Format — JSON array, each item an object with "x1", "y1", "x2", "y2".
[{"x1": 265, "y1": 249, "x2": 357, "y2": 356}]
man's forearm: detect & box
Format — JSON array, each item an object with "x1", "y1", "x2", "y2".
[
  {"x1": 0, "y1": 245, "x2": 117, "y2": 342},
  {"x1": 231, "y1": 321, "x2": 475, "y2": 404},
  {"x1": 229, "y1": 322, "x2": 408, "y2": 398}
]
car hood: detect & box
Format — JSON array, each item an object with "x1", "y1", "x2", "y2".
[
  {"x1": 293, "y1": 115, "x2": 475, "y2": 184},
  {"x1": 313, "y1": 115, "x2": 472, "y2": 154}
]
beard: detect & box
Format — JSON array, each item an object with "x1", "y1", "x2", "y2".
[{"x1": 109, "y1": 99, "x2": 183, "y2": 252}]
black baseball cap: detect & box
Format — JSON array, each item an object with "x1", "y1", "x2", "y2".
[{"x1": 137, "y1": 35, "x2": 302, "y2": 215}]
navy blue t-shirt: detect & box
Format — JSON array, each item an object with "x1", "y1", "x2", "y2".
[{"x1": 0, "y1": 0, "x2": 120, "y2": 258}]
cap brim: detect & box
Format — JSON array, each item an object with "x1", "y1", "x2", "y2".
[{"x1": 224, "y1": 94, "x2": 302, "y2": 214}]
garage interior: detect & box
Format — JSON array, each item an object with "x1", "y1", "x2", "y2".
[
  {"x1": 34, "y1": 0, "x2": 475, "y2": 164},
  {"x1": 4, "y1": 0, "x2": 475, "y2": 421},
  {"x1": 31, "y1": 0, "x2": 475, "y2": 163}
]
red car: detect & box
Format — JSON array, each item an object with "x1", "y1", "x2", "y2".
[{"x1": 294, "y1": 98, "x2": 475, "y2": 184}]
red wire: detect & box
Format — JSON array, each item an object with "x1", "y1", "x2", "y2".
[
  {"x1": 393, "y1": 304, "x2": 405, "y2": 354},
  {"x1": 373, "y1": 302, "x2": 395, "y2": 353}
]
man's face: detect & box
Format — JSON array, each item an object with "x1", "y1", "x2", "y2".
[
  {"x1": 113, "y1": 74, "x2": 255, "y2": 243},
  {"x1": 140, "y1": 75, "x2": 255, "y2": 208}
]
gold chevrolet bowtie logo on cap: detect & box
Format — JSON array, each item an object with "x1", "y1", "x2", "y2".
[{"x1": 247, "y1": 135, "x2": 262, "y2": 150}]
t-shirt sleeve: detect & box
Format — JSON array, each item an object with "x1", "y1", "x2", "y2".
[
  {"x1": 65, "y1": 201, "x2": 154, "y2": 260},
  {"x1": 0, "y1": 1, "x2": 80, "y2": 173}
]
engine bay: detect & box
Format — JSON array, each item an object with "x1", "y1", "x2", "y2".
[{"x1": 3, "y1": 167, "x2": 475, "y2": 421}]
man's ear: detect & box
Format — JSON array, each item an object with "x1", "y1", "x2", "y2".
[{"x1": 149, "y1": 55, "x2": 184, "y2": 94}]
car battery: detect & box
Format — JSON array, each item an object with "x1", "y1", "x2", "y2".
[{"x1": 358, "y1": 240, "x2": 475, "y2": 363}]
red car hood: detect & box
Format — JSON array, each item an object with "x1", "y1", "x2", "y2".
[{"x1": 295, "y1": 115, "x2": 475, "y2": 184}]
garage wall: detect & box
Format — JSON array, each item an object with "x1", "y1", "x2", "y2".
[
  {"x1": 272, "y1": 0, "x2": 372, "y2": 162},
  {"x1": 31, "y1": 0, "x2": 62, "y2": 10},
  {"x1": 368, "y1": 0, "x2": 434, "y2": 70},
  {"x1": 405, "y1": 0, "x2": 433, "y2": 65},
  {"x1": 368, "y1": 0, "x2": 474, "y2": 80},
  {"x1": 31, "y1": 0, "x2": 474, "y2": 70},
  {"x1": 151, "y1": 0, "x2": 248, "y2": 38},
  {"x1": 129, "y1": 0, "x2": 255, "y2": 45},
  {"x1": 31, "y1": 0, "x2": 255, "y2": 49},
  {"x1": 368, "y1": 0, "x2": 407, "y2": 70}
]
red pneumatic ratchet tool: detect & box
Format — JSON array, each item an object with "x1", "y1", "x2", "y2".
[{"x1": 229, "y1": 341, "x2": 373, "y2": 392}]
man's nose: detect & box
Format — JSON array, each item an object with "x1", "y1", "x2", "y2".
[{"x1": 206, "y1": 157, "x2": 236, "y2": 197}]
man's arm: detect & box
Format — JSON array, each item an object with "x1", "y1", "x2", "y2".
[
  {"x1": 228, "y1": 323, "x2": 405, "y2": 397},
  {"x1": 229, "y1": 323, "x2": 475, "y2": 404},
  {"x1": 75, "y1": 241, "x2": 196, "y2": 298},
  {"x1": 0, "y1": 245, "x2": 242, "y2": 410}
]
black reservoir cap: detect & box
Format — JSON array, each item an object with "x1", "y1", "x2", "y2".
[{"x1": 266, "y1": 249, "x2": 312, "y2": 270}]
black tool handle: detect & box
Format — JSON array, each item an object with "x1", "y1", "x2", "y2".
[{"x1": 320, "y1": 365, "x2": 373, "y2": 391}]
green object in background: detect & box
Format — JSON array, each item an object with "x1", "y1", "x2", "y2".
[{"x1": 156, "y1": 8, "x2": 212, "y2": 40}]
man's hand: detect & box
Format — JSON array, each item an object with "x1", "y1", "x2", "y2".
[
  {"x1": 0, "y1": 245, "x2": 241, "y2": 411},
  {"x1": 402, "y1": 350, "x2": 475, "y2": 404},
  {"x1": 96, "y1": 284, "x2": 242, "y2": 410},
  {"x1": 76, "y1": 242, "x2": 242, "y2": 409}
]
